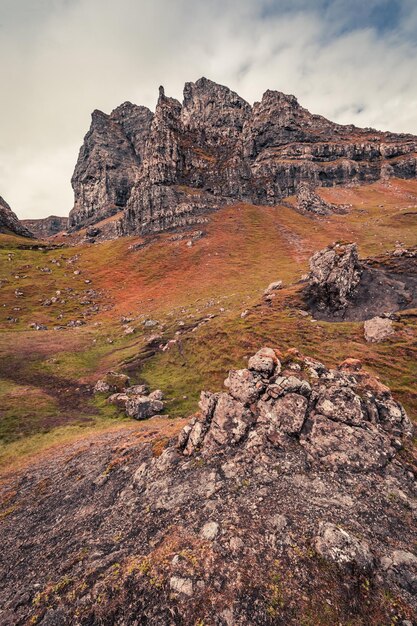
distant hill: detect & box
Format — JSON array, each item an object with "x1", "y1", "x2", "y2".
[{"x1": 22, "y1": 215, "x2": 68, "y2": 239}]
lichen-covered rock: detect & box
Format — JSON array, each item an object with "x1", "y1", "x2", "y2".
[
  {"x1": 247, "y1": 347, "x2": 280, "y2": 376},
  {"x1": 305, "y1": 242, "x2": 363, "y2": 311},
  {"x1": 204, "y1": 393, "x2": 254, "y2": 448},
  {"x1": 258, "y1": 392, "x2": 308, "y2": 446},
  {"x1": 364, "y1": 316, "x2": 395, "y2": 342},
  {"x1": 382, "y1": 551, "x2": 417, "y2": 594},
  {"x1": 125, "y1": 396, "x2": 164, "y2": 420},
  {"x1": 263, "y1": 281, "x2": 283, "y2": 296},
  {"x1": 224, "y1": 369, "x2": 265, "y2": 404},
  {"x1": 179, "y1": 346, "x2": 412, "y2": 472},
  {"x1": 315, "y1": 522, "x2": 374, "y2": 571}
]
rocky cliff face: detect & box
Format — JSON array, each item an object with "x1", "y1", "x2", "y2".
[
  {"x1": 69, "y1": 104, "x2": 153, "y2": 230},
  {"x1": 1, "y1": 347, "x2": 416, "y2": 625},
  {"x1": 0, "y1": 196, "x2": 33, "y2": 238},
  {"x1": 21, "y1": 215, "x2": 68, "y2": 239},
  {"x1": 69, "y1": 78, "x2": 417, "y2": 235}
]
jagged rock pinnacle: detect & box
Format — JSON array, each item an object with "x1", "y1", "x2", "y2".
[{"x1": 68, "y1": 78, "x2": 417, "y2": 237}]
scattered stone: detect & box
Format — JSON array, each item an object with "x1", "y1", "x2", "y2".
[
  {"x1": 315, "y1": 522, "x2": 373, "y2": 571},
  {"x1": 201, "y1": 521, "x2": 219, "y2": 540},
  {"x1": 125, "y1": 385, "x2": 150, "y2": 396},
  {"x1": 29, "y1": 323, "x2": 47, "y2": 331},
  {"x1": 264, "y1": 280, "x2": 282, "y2": 296},
  {"x1": 125, "y1": 396, "x2": 164, "y2": 420},
  {"x1": 144, "y1": 319, "x2": 158, "y2": 328},
  {"x1": 94, "y1": 372, "x2": 130, "y2": 394},
  {"x1": 169, "y1": 576, "x2": 193, "y2": 597},
  {"x1": 67, "y1": 319, "x2": 85, "y2": 327},
  {"x1": 364, "y1": 316, "x2": 394, "y2": 343}
]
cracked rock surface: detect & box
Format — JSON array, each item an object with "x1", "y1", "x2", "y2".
[{"x1": 1, "y1": 348, "x2": 416, "y2": 625}]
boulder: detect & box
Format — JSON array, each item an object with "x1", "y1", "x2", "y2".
[
  {"x1": 247, "y1": 347, "x2": 280, "y2": 376},
  {"x1": 364, "y1": 316, "x2": 394, "y2": 342},
  {"x1": 382, "y1": 550, "x2": 417, "y2": 594},
  {"x1": 224, "y1": 369, "x2": 264, "y2": 405},
  {"x1": 315, "y1": 522, "x2": 373, "y2": 571},
  {"x1": 94, "y1": 372, "x2": 130, "y2": 394},
  {"x1": 263, "y1": 280, "x2": 283, "y2": 296},
  {"x1": 305, "y1": 242, "x2": 363, "y2": 311},
  {"x1": 179, "y1": 346, "x2": 412, "y2": 472},
  {"x1": 125, "y1": 396, "x2": 164, "y2": 420}
]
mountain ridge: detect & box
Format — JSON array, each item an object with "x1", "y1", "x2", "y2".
[{"x1": 68, "y1": 77, "x2": 417, "y2": 237}]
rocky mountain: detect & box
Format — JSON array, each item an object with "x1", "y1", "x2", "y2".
[
  {"x1": 21, "y1": 215, "x2": 68, "y2": 239},
  {"x1": 0, "y1": 196, "x2": 33, "y2": 238},
  {"x1": 68, "y1": 77, "x2": 417, "y2": 236},
  {"x1": 1, "y1": 347, "x2": 416, "y2": 625}
]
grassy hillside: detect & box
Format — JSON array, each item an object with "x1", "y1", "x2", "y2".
[{"x1": 1, "y1": 178, "x2": 416, "y2": 470}]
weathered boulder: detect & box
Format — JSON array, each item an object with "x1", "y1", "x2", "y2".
[
  {"x1": 125, "y1": 396, "x2": 164, "y2": 420},
  {"x1": 247, "y1": 347, "x2": 280, "y2": 376},
  {"x1": 315, "y1": 522, "x2": 374, "y2": 571},
  {"x1": 364, "y1": 316, "x2": 394, "y2": 342},
  {"x1": 263, "y1": 280, "x2": 283, "y2": 296},
  {"x1": 382, "y1": 551, "x2": 417, "y2": 594},
  {"x1": 305, "y1": 242, "x2": 363, "y2": 311},
  {"x1": 94, "y1": 372, "x2": 130, "y2": 394},
  {"x1": 224, "y1": 369, "x2": 265, "y2": 405}
]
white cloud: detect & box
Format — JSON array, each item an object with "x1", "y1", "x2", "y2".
[{"x1": 0, "y1": 0, "x2": 416, "y2": 219}]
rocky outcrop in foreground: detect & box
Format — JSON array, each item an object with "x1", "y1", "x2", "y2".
[
  {"x1": 0, "y1": 196, "x2": 33, "y2": 238},
  {"x1": 1, "y1": 348, "x2": 416, "y2": 625},
  {"x1": 69, "y1": 77, "x2": 417, "y2": 236},
  {"x1": 21, "y1": 215, "x2": 68, "y2": 239}
]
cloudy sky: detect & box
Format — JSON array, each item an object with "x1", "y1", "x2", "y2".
[{"x1": 1, "y1": 0, "x2": 417, "y2": 219}]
